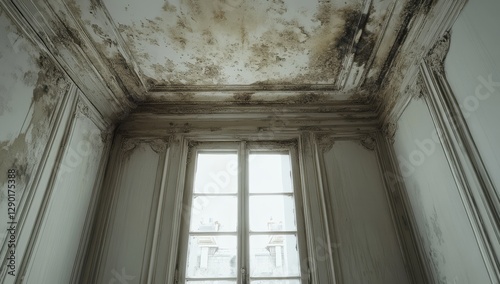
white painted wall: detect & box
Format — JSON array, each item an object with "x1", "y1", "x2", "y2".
[
  {"x1": 96, "y1": 142, "x2": 165, "y2": 284},
  {"x1": 0, "y1": 8, "x2": 111, "y2": 283},
  {"x1": 0, "y1": 8, "x2": 64, "y2": 248},
  {"x1": 22, "y1": 105, "x2": 108, "y2": 283},
  {"x1": 445, "y1": 0, "x2": 500, "y2": 191},
  {"x1": 321, "y1": 140, "x2": 410, "y2": 284},
  {"x1": 393, "y1": 97, "x2": 490, "y2": 283}
]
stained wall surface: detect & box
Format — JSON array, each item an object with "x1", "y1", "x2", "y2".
[
  {"x1": 95, "y1": 141, "x2": 166, "y2": 284},
  {"x1": 393, "y1": 97, "x2": 490, "y2": 283},
  {"x1": 22, "y1": 105, "x2": 108, "y2": 283},
  {"x1": 445, "y1": 0, "x2": 500, "y2": 191},
  {"x1": 0, "y1": 8, "x2": 109, "y2": 283},
  {"x1": 0, "y1": 8, "x2": 66, "y2": 245}
]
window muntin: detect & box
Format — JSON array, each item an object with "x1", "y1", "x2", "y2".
[{"x1": 179, "y1": 143, "x2": 306, "y2": 283}]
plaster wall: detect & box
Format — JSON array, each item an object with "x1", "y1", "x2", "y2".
[
  {"x1": 0, "y1": 8, "x2": 110, "y2": 282},
  {"x1": 445, "y1": 0, "x2": 500, "y2": 192},
  {"x1": 393, "y1": 97, "x2": 490, "y2": 283},
  {"x1": 321, "y1": 140, "x2": 410, "y2": 284}
]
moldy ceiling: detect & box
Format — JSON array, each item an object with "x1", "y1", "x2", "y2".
[{"x1": 1, "y1": 0, "x2": 447, "y2": 123}]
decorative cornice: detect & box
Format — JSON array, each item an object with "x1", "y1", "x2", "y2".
[
  {"x1": 100, "y1": 130, "x2": 114, "y2": 145},
  {"x1": 149, "y1": 139, "x2": 168, "y2": 153},
  {"x1": 315, "y1": 134, "x2": 335, "y2": 153},
  {"x1": 415, "y1": 71, "x2": 427, "y2": 100},
  {"x1": 382, "y1": 121, "x2": 397, "y2": 145},
  {"x1": 76, "y1": 99, "x2": 90, "y2": 119},
  {"x1": 360, "y1": 134, "x2": 377, "y2": 151},
  {"x1": 121, "y1": 138, "x2": 169, "y2": 153},
  {"x1": 121, "y1": 138, "x2": 138, "y2": 153},
  {"x1": 425, "y1": 31, "x2": 451, "y2": 76}
]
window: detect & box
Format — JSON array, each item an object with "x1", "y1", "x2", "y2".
[{"x1": 177, "y1": 142, "x2": 308, "y2": 283}]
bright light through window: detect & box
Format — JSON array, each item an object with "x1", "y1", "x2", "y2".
[{"x1": 180, "y1": 145, "x2": 304, "y2": 283}]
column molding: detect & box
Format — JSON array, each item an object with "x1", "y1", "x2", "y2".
[
  {"x1": 419, "y1": 34, "x2": 500, "y2": 281},
  {"x1": 375, "y1": 133, "x2": 434, "y2": 283}
]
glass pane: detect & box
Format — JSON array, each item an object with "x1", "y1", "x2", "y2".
[
  {"x1": 187, "y1": 281, "x2": 236, "y2": 284},
  {"x1": 249, "y1": 235, "x2": 301, "y2": 278},
  {"x1": 250, "y1": 280, "x2": 300, "y2": 284},
  {"x1": 186, "y1": 236, "x2": 238, "y2": 278},
  {"x1": 194, "y1": 153, "x2": 238, "y2": 194},
  {"x1": 249, "y1": 195, "x2": 297, "y2": 232},
  {"x1": 190, "y1": 196, "x2": 238, "y2": 232},
  {"x1": 249, "y1": 153, "x2": 292, "y2": 193}
]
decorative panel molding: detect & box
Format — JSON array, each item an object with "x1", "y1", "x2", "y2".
[
  {"x1": 420, "y1": 57, "x2": 500, "y2": 282},
  {"x1": 375, "y1": 133, "x2": 433, "y2": 284},
  {"x1": 378, "y1": 0, "x2": 467, "y2": 127},
  {"x1": 0, "y1": 84, "x2": 76, "y2": 282},
  {"x1": 0, "y1": 0, "x2": 142, "y2": 123},
  {"x1": 82, "y1": 136, "x2": 169, "y2": 284},
  {"x1": 317, "y1": 136, "x2": 414, "y2": 284},
  {"x1": 18, "y1": 92, "x2": 111, "y2": 283}
]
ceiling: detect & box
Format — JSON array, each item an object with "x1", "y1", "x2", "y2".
[
  {"x1": 104, "y1": 0, "x2": 399, "y2": 86},
  {"x1": 65, "y1": 0, "x2": 427, "y2": 102},
  {"x1": 4, "y1": 0, "x2": 448, "y2": 122}
]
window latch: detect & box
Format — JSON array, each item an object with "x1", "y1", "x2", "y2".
[
  {"x1": 241, "y1": 267, "x2": 247, "y2": 284},
  {"x1": 174, "y1": 267, "x2": 179, "y2": 284}
]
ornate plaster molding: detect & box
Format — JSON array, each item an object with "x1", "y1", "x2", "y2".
[
  {"x1": 121, "y1": 138, "x2": 168, "y2": 153},
  {"x1": 425, "y1": 31, "x2": 451, "y2": 76},
  {"x1": 360, "y1": 134, "x2": 377, "y2": 151},
  {"x1": 315, "y1": 134, "x2": 335, "y2": 153},
  {"x1": 75, "y1": 99, "x2": 90, "y2": 119},
  {"x1": 415, "y1": 71, "x2": 428, "y2": 100},
  {"x1": 382, "y1": 121, "x2": 398, "y2": 145},
  {"x1": 121, "y1": 138, "x2": 138, "y2": 153},
  {"x1": 149, "y1": 139, "x2": 168, "y2": 153}
]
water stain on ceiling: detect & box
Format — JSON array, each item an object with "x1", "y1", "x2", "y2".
[
  {"x1": 71, "y1": 0, "x2": 423, "y2": 93},
  {"x1": 41, "y1": 0, "x2": 436, "y2": 109}
]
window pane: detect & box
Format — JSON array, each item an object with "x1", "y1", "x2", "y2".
[
  {"x1": 250, "y1": 280, "x2": 300, "y2": 284},
  {"x1": 186, "y1": 236, "x2": 238, "y2": 278},
  {"x1": 249, "y1": 195, "x2": 297, "y2": 232},
  {"x1": 190, "y1": 196, "x2": 237, "y2": 232},
  {"x1": 249, "y1": 153, "x2": 292, "y2": 193},
  {"x1": 249, "y1": 235, "x2": 301, "y2": 278},
  {"x1": 194, "y1": 153, "x2": 238, "y2": 194},
  {"x1": 187, "y1": 281, "x2": 236, "y2": 284}
]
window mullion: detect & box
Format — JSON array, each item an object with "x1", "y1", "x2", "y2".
[{"x1": 238, "y1": 141, "x2": 248, "y2": 283}]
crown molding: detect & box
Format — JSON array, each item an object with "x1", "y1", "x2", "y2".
[
  {"x1": 360, "y1": 134, "x2": 377, "y2": 151},
  {"x1": 377, "y1": 0, "x2": 468, "y2": 128},
  {"x1": 118, "y1": 101, "x2": 379, "y2": 137},
  {"x1": 424, "y1": 31, "x2": 451, "y2": 76}
]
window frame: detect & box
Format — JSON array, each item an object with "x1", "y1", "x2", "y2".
[{"x1": 176, "y1": 140, "x2": 309, "y2": 283}]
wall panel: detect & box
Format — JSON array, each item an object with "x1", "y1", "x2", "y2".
[
  {"x1": 95, "y1": 140, "x2": 168, "y2": 284},
  {"x1": 21, "y1": 96, "x2": 109, "y2": 283},
  {"x1": 320, "y1": 139, "x2": 410, "y2": 284},
  {"x1": 445, "y1": 0, "x2": 500, "y2": 192},
  {"x1": 393, "y1": 97, "x2": 490, "y2": 283}
]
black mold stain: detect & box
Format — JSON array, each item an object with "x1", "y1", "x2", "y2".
[
  {"x1": 109, "y1": 53, "x2": 141, "y2": 103},
  {"x1": 33, "y1": 55, "x2": 66, "y2": 104},
  {"x1": 335, "y1": 9, "x2": 362, "y2": 63},
  {"x1": 51, "y1": 13, "x2": 83, "y2": 47},
  {"x1": 162, "y1": 2, "x2": 177, "y2": 13},
  {"x1": 354, "y1": 30, "x2": 377, "y2": 65},
  {"x1": 277, "y1": 93, "x2": 328, "y2": 104},
  {"x1": 376, "y1": 0, "x2": 435, "y2": 87},
  {"x1": 233, "y1": 92, "x2": 254, "y2": 101},
  {"x1": 0, "y1": 52, "x2": 68, "y2": 191}
]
